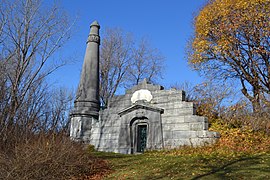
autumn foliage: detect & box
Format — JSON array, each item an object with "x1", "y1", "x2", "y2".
[
  {"x1": 156, "y1": 120, "x2": 270, "y2": 157},
  {"x1": 189, "y1": 0, "x2": 270, "y2": 112}
]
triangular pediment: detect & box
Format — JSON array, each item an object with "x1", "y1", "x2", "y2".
[{"x1": 118, "y1": 102, "x2": 164, "y2": 117}]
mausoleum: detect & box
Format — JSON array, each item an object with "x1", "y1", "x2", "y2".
[{"x1": 70, "y1": 21, "x2": 219, "y2": 154}]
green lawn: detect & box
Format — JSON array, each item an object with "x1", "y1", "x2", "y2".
[{"x1": 93, "y1": 151, "x2": 270, "y2": 179}]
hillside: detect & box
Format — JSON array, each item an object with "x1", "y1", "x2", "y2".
[{"x1": 92, "y1": 121, "x2": 270, "y2": 179}]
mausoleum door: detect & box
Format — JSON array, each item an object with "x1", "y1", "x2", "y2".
[
  {"x1": 137, "y1": 124, "x2": 147, "y2": 152},
  {"x1": 118, "y1": 104, "x2": 164, "y2": 154},
  {"x1": 130, "y1": 119, "x2": 148, "y2": 154}
]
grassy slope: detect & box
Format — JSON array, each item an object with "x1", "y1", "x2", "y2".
[
  {"x1": 95, "y1": 152, "x2": 270, "y2": 179},
  {"x1": 92, "y1": 121, "x2": 270, "y2": 179}
]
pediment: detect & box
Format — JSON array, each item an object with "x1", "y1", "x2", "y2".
[{"x1": 118, "y1": 103, "x2": 164, "y2": 117}]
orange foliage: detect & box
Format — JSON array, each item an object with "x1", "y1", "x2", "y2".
[
  {"x1": 189, "y1": 0, "x2": 270, "y2": 111},
  {"x1": 191, "y1": 0, "x2": 270, "y2": 63},
  {"x1": 155, "y1": 121, "x2": 270, "y2": 157},
  {"x1": 209, "y1": 121, "x2": 270, "y2": 154}
]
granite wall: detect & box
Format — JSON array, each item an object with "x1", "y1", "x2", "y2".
[{"x1": 81, "y1": 80, "x2": 219, "y2": 154}]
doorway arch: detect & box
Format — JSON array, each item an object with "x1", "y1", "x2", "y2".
[{"x1": 130, "y1": 117, "x2": 149, "y2": 154}]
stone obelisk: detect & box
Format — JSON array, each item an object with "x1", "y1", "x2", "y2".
[{"x1": 70, "y1": 21, "x2": 100, "y2": 140}]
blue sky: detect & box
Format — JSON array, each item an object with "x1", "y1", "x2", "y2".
[{"x1": 51, "y1": 0, "x2": 207, "y2": 91}]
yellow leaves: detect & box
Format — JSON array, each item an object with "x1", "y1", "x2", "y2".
[
  {"x1": 197, "y1": 0, "x2": 269, "y2": 32},
  {"x1": 190, "y1": 0, "x2": 270, "y2": 66},
  {"x1": 196, "y1": 39, "x2": 209, "y2": 48},
  {"x1": 193, "y1": 39, "x2": 210, "y2": 55},
  {"x1": 209, "y1": 120, "x2": 270, "y2": 154}
]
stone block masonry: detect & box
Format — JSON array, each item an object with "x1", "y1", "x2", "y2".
[
  {"x1": 70, "y1": 21, "x2": 219, "y2": 154},
  {"x1": 79, "y1": 80, "x2": 219, "y2": 154}
]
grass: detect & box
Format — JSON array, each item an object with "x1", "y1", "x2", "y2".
[
  {"x1": 93, "y1": 151, "x2": 270, "y2": 179},
  {"x1": 90, "y1": 121, "x2": 270, "y2": 179}
]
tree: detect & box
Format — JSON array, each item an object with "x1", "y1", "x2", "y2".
[
  {"x1": 170, "y1": 80, "x2": 233, "y2": 121},
  {"x1": 170, "y1": 81, "x2": 195, "y2": 101},
  {"x1": 99, "y1": 28, "x2": 133, "y2": 106},
  {"x1": 188, "y1": 0, "x2": 270, "y2": 113},
  {"x1": 192, "y1": 80, "x2": 234, "y2": 121},
  {"x1": 126, "y1": 38, "x2": 164, "y2": 87},
  {"x1": 100, "y1": 28, "x2": 164, "y2": 106},
  {"x1": 0, "y1": 0, "x2": 72, "y2": 144}
]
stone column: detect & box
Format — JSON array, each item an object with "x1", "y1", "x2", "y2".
[{"x1": 70, "y1": 21, "x2": 100, "y2": 140}]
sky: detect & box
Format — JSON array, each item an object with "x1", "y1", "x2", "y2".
[{"x1": 51, "y1": 0, "x2": 207, "y2": 92}]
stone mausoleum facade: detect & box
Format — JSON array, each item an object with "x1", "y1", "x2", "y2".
[{"x1": 70, "y1": 21, "x2": 219, "y2": 154}]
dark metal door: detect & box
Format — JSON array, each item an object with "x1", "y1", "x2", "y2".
[{"x1": 137, "y1": 125, "x2": 147, "y2": 152}]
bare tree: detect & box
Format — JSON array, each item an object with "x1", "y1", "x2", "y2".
[
  {"x1": 126, "y1": 38, "x2": 164, "y2": 87},
  {"x1": 170, "y1": 81, "x2": 195, "y2": 101},
  {"x1": 192, "y1": 80, "x2": 234, "y2": 120},
  {"x1": 100, "y1": 28, "x2": 164, "y2": 106},
  {"x1": 100, "y1": 28, "x2": 133, "y2": 106},
  {"x1": 171, "y1": 79, "x2": 234, "y2": 121},
  {"x1": 0, "y1": 0, "x2": 73, "y2": 144}
]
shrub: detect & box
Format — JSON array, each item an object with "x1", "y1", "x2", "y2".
[
  {"x1": 152, "y1": 120, "x2": 270, "y2": 158},
  {"x1": 0, "y1": 133, "x2": 109, "y2": 180}
]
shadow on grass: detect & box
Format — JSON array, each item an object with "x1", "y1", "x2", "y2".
[
  {"x1": 93, "y1": 151, "x2": 270, "y2": 179},
  {"x1": 192, "y1": 155, "x2": 264, "y2": 179}
]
